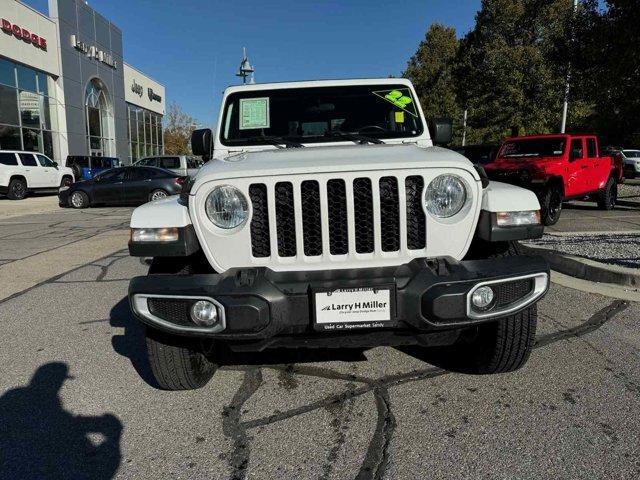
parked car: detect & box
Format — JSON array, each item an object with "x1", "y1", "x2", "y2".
[
  {"x1": 65, "y1": 156, "x2": 121, "y2": 181},
  {"x1": 58, "y1": 166, "x2": 185, "y2": 208},
  {"x1": 126, "y1": 78, "x2": 549, "y2": 391},
  {"x1": 0, "y1": 150, "x2": 74, "y2": 200},
  {"x1": 484, "y1": 134, "x2": 623, "y2": 225},
  {"x1": 133, "y1": 155, "x2": 203, "y2": 177},
  {"x1": 620, "y1": 149, "x2": 640, "y2": 178},
  {"x1": 601, "y1": 147, "x2": 625, "y2": 179},
  {"x1": 452, "y1": 144, "x2": 498, "y2": 165}
]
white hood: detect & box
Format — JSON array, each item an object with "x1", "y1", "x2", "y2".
[{"x1": 191, "y1": 144, "x2": 479, "y2": 194}]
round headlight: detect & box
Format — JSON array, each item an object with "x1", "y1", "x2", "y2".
[
  {"x1": 425, "y1": 175, "x2": 467, "y2": 218},
  {"x1": 205, "y1": 185, "x2": 249, "y2": 229}
]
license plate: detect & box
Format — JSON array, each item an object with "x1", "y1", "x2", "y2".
[{"x1": 314, "y1": 287, "x2": 392, "y2": 331}]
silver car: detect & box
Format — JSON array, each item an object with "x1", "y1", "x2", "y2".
[{"x1": 134, "y1": 155, "x2": 203, "y2": 177}]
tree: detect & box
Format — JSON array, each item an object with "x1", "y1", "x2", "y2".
[
  {"x1": 572, "y1": 0, "x2": 640, "y2": 145},
  {"x1": 403, "y1": 23, "x2": 462, "y2": 143},
  {"x1": 163, "y1": 102, "x2": 198, "y2": 155},
  {"x1": 455, "y1": 0, "x2": 574, "y2": 144}
]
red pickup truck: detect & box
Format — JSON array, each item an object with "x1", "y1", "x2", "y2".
[{"x1": 484, "y1": 134, "x2": 623, "y2": 225}]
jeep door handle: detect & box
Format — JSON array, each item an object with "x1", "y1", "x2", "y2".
[{"x1": 580, "y1": 166, "x2": 588, "y2": 169}]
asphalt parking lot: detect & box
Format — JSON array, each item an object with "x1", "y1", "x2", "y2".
[{"x1": 1, "y1": 200, "x2": 639, "y2": 479}]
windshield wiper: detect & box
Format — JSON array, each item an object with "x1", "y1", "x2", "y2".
[
  {"x1": 254, "y1": 135, "x2": 304, "y2": 149},
  {"x1": 327, "y1": 131, "x2": 385, "y2": 145}
]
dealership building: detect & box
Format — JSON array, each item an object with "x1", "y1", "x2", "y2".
[{"x1": 0, "y1": 0, "x2": 165, "y2": 164}]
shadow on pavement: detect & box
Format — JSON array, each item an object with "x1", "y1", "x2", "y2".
[
  {"x1": 109, "y1": 296, "x2": 367, "y2": 381},
  {"x1": 109, "y1": 297, "x2": 158, "y2": 388},
  {"x1": 0, "y1": 362, "x2": 122, "y2": 479}
]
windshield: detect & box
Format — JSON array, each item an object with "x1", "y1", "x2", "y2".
[
  {"x1": 623, "y1": 150, "x2": 640, "y2": 158},
  {"x1": 220, "y1": 84, "x2": 424, "y2": 147},
  {"x1": 499, "y1": 138, "x2": 567, "y2": 158}
]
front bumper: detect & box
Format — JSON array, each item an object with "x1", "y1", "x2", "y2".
[
  {"x1": 58, "y1": 187, "x2": 70, "y2": 206},
  {"x1": 129, "y1": 255, "x2": 549, "y2": 351}
]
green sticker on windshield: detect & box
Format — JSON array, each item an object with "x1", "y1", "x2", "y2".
[
  {"x1": 240, "y1": 97, "x2": 270, "y2": 130},
  {"x1": 372, "y1": 88, "x2": 418, "y2": 117}
]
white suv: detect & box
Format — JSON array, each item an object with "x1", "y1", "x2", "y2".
[
  {"x1": 622, "y1": 149, "x2": 640, "y2": 178},
  {"x1": 126, "y1": 78, "x2": 549, "y2": 391},
  {"x1": 0, "y1": 151, "x2": 75, "y2": 200}
]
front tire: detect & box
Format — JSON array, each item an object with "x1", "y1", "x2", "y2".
[
  {"x1": 69, "y1": 190, "x2": 89, "y2": 208},
  {"x1": 597, "y1": 177, "x2": 617, "y2": 210},
  {"x1": 540, "y1": 186, "x2": 563, "y2": 226},
  {"x1": 7, "y1": 178, "x2": 27, "y2": 200},
  {"x1": 145, "y1": 327, "x2": 217, "y2": 390},
  {"x1": 60, "y1": 176, "x2": 73, "y2": 188},
  {"x1": 421, "y1": 306, "x2": 538, "y2": 374}
]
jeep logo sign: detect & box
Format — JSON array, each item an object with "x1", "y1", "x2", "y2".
[
  {"x1": 1, "y1": 19, "x2": 47, "y2": 50},
  {"x1": 131, "y1": 80, "x2": 143, "y2": 97}
]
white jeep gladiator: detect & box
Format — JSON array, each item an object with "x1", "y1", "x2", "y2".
[{"x1": 127, "y1": 78, "x2": 548, "y2": 390}]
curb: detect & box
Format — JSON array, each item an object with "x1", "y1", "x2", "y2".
[{"x1": 519, "y1": 244, "x2": 640, "y2": 288}]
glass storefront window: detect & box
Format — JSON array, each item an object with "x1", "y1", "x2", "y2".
[
  {"x1": 89, "y1": 136, "x2": 102, "y2": 150},
  {"x1": 130, "y1": 118, "x2": 138, "y2": 142},
  {"x1": 17, "y1": 64, "x2": 37, "y2": 93},
  {"x1": 127, "y1": 103, "x2": 163, "y2": 162},
  {"x1": 0, "y1": 125, "x2": 21, "y2": 149},
  {"x1": 88, "y1": 107, "x2": 101, "y2": 136},
  {"x1": 41, "y1": 96, "x2": 56, "y2": 131},
  {"x1": 37, "y1": 72, "x2": 48, "y2": 96},
  {"x1": 131, "y1": 141, "x2": 138, "y2": 160},
  {"x1": 43, "y1": 130, "x2": 53, "y2": 159},
  {"x1": 85, "y1": 78, "x2": 114, "y2": 156},
  {"x1": 22, "y1": 128, "x2": 42, "y2": 152},
  {"x1": 19, "y1": 90, "x2": 41, "y2": 129},
  {"x1": 0, "y1": 85, "x2": 19, "y2": 125},
  {"x1": 0, "y1": 58, "x2": 16, "y2": 87},
  {"x1": 0, "y1": 60, "x2": 59, "y2": 159}
]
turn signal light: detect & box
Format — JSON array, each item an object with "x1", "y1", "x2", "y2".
[
  {"x1": 130, "y1": 227, "x2": 179, "y2": 243},
  {"x1": 496, "y1": 210, "x2": 541, "y2": 226}
]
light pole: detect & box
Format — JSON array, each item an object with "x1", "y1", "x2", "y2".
[
  {"x1": 462, "y1": 109, "x2": 468, "y2": 147},
  {"x1": 560, "y1": 0, "x2": 579, "y2": 133}
]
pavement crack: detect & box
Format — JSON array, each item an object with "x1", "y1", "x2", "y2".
[
  {"x1": 535, "y1": 299, "x2": 629, "y2": 348},
  {"x1": 355, "y1": 387, "x2": 395, "y2": 480},
  {"x1": 222, "y1": 368, "x2": 263, "y2": 480},
  {"x1": 319, "y1": 382, "x2": 356, "y2": 480}
]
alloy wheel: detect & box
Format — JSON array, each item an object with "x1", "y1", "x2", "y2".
[
  {"x1": 151, "y1": 190, "x2": 168, "y2": 201},
  {"x1": 71, "y1": 192, "x2": 84, "y2": 208}
]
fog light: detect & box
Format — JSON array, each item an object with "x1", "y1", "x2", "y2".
[
  {"x1": 471, "y1": 286, "x2": 495, "y2": 310},
  {"x1": 190, "y1": 300, "x2": 218, "y2": 326}
]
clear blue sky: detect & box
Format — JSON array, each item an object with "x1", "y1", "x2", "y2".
[{"x1": 24, "y1": 0, "x2": 482, "y2": 126}]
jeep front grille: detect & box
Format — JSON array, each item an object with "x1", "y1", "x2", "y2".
[
  {"x1": 248, "y1": 175, "x2": 428, "y2": 259},
  {"x1": 194, "y1": 168, "x2": 481, "y2": 272}
]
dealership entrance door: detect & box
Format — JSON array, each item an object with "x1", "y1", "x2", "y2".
[{"x1": 85, "y1": 78, "x2": 114, "y2": 156}]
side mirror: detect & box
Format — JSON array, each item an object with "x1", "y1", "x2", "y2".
[
  {"x1": 191, "y1": 128, "x2": 213, "y2": 158},
  {"x1": 429, "y1": 118, "x2": 453, "y2": 145},
  {"x1": 52, "y1": 162, "x2": 58, "y2": 168}
]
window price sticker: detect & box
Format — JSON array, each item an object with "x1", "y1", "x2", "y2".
[{"x1": 239, "y1": 97, "x2": 270, "y2": 130}]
